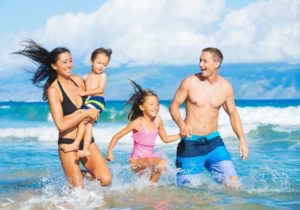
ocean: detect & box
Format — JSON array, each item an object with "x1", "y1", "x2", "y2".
[{"x1": 0, "y1": 100, "x2": 299, "y2": 209}]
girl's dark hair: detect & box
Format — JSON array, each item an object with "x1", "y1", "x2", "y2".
[
  {"x1": 126, "y1": 80, "x2": 158, "y2": 121},
  {"x1": 91, "y1": 47, "x2": 112, "y2": 61},
  {"x1": 13, "y1": 39, "x2": 70, "y2": 101}
]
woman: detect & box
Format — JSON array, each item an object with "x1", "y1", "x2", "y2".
[{"x1": 14, "y1": 39, "x2": 112, "y2": 188}]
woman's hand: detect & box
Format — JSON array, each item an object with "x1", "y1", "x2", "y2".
[{"x1": 86, "y1": 108, "x2": 99, "y2": 122}]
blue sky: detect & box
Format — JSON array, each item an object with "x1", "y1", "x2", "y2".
[{"x1": 0, "y1": 0, "x2": 299, "y2": 101}]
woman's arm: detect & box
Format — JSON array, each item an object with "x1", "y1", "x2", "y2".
[
  {"x1": 157, "y1": 117, "x2": 180, "y2": 143},
  {"x1": 48, "y1": 85, "x2": 98, "y2": 133}
]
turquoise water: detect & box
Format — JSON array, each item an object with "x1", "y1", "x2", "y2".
[{"x1": 0, "y1": 100, "x2": 300, "y2": 209}]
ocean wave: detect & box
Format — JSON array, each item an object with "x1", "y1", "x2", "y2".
[
  {"x1": 1, "y1": 102, "x2": 300, "y2": 126},
  {"x1": 0, "y1": 122, "x2": 299, "y2": 144}
]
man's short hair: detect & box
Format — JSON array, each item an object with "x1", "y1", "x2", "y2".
[{"x1": 202, "y1": 47, "x2": 223, "y2": 65}]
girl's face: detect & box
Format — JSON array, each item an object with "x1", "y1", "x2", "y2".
[
  {"x1": 140, "y1": 95, "x2": 159, "y2": 118},
  {"x1": 51, "y1": 52, "x2": 72, "y2": 78},
  {"x1": 91, "y1": 53, "x2": 109, "y2": 74}
]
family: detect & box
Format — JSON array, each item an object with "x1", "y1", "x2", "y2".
[{"x1": 14, "y1": 39, "x2": 249, "y2": 189}]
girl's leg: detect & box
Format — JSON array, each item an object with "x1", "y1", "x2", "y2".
[
  {"x1": 81, "y1": 143, "x2": 112, "y2": 186},
  {"x1": 148, "y1": 157, "x2": 166, "y2": 183},
  {"x1": 78, "y1": 122, "x2": 93, "y2": 158},
  {"x1": 59, "y1": 148, "x2": 84, "y2": 188},
  {"x1": 60, "y1": 121, "x2": 85, "y2": 152},
  {"x1": 130, "y1": 157, "x2": 166, "y2": 183}
]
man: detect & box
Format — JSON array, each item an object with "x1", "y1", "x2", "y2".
[{"x1": 169, "y1": 47, "x2": 249, "y2": 186}]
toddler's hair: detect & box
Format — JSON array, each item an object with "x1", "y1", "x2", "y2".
[{"x1": 91, "y1": 47, "x2": 112, "y2": 61}]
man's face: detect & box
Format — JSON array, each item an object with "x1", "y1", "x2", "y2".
[{"x1": 199, "y1": 51, "x2": 219, "y2": 78}]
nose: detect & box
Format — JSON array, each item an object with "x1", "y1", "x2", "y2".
[
  {"x1": 67, "y1": 61, "x2": 73, "y2": 68},
  {"x1": 199, "y1": 60, "x2": 204, "y2": 67}
]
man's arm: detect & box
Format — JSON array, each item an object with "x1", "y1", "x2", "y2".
[
  {"x1": 169, "y1": 78, "x2": 191, "y2": 137},
  {"x1": 223, "y1": 84, "x2": 249, "y2": 160}
]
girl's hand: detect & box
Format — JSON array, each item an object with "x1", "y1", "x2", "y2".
[
  {"x1": 179, "y1": 123, "x2": 192, "y2": 138},
  {"x1": 106, "y1": 151, "x2": 114, "y2": 161}
]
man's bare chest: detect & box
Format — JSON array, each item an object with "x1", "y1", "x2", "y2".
[{"x1": 188, "y1": 85, "x2": 227, "y2": 108}]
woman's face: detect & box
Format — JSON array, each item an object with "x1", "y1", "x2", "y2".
[{"x1": 52, "y1": 52, "x2": 73, "y2": 78}]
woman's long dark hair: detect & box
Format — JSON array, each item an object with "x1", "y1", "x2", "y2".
[
  {"x1": 126, "y1": 80, "x2": 158, "y2": 121},
  {"x1": 13, "y1": 39, "x2": 70, "y2": 101}
]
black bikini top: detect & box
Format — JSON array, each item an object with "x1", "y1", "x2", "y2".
[{"x1": 57, "y1": 79, "x2": 85, "y2": 116}]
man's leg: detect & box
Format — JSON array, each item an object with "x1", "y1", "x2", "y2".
[
  {"x1": 205, "y1": 146, "x2": 238, "y2": 186},
  {"x1": 176, "y1": 155, "x2": 205, "y2": 186}
]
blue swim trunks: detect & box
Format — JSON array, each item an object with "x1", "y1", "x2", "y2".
[
  {"x1": 84, "y1": 96, "x2": 106, "y2": 113},
  {"x1": 176, "y1": 131, "x2": 237, "y2": 185}
]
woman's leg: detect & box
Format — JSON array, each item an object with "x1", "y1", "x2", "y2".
[
  {"x1": 59, "y1": 149, "x2": 84, "y2": 188},
  {"x1": 81, "y1": 143, "x2": 112, "y2": 186}
]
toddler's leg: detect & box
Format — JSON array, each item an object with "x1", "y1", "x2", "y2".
[
  {"x1": 78, "y1": 122, "x2": 93, "y2": 158},
  {"x1": 60, "y1": 121, "x2": 85, "y2": 152}
]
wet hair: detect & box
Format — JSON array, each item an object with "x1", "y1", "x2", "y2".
[
  {"x1": 13, "y1": 39, "x2": 70, "y2": 101},
  {"x1": 202, "y1": 47, "x2": 223, "y2": 66},
  {"x1": 91, "y1": 47, "x2": 112, "y2": 61},
  {"x1": 126, "y1": 80, "x2": 158, "y2": 121}
]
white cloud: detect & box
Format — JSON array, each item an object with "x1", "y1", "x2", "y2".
[
  {"x1": 0, "y1": 0, "x2": 299, "y2": 72},
  {"x1": 219, "y1": 0, "x2": 300, "y2": 63}
]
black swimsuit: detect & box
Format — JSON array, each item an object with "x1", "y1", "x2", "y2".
[
  {"x1": 57, "y1": 79, "x2": 94, "y2": 148},
  {"x1": 57, "y1": 79, "x2": 85, "y2": 116}
]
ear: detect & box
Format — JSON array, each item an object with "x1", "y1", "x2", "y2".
[
  {"x1": 90, "y1": 59, "x2": 93, "y2": 65},
  {"x1": 51, "y1": 63, "x2": 57, "y2": 70},
  {"x1": 139, "y1": 104, "x2": 144, "y2": 111},
  {"x1": 215, "y1": 61, "x2": 221, "y2": 69}
]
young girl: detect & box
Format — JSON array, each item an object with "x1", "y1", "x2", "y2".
[
  {"x1": 61, "y1": 48, "x2": 112, "y2": 158},
  {"x1": 106, "y1": 81, "x2": 180, "y2": 183}
]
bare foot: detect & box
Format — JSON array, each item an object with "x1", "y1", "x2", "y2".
[
  {"x1": 60, "y1": 143, "x2": 79, "y2": 152},
  {"x1": 78, "y1": 150, "x2": 90, "y2": 158}
]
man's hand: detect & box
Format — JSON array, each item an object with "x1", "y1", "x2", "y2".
[
  {"x1": 179, "y1": 123, "x2": 192, "y2": 138},
  {"x1": 239, "y1": 141, "x2": 249, "y2": 160}
]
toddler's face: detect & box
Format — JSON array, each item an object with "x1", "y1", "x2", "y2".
[{"x1": 91, "y1": 53, "x2": 109, "y2": 74}]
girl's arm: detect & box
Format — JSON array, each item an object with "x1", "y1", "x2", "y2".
[
  {"x1": 157, "y1": 117, "x2": 180, "y2": 143},
  {"x1": 48, "y1": 85, "x2": 98, "y2": 133},
  {"x1": 106, "y1": 119, "x2": 139, "y2": 161}
]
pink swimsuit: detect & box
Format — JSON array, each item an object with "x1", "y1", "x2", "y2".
[{"x1": 130, "y1": 119, "x2": 158, "y2": 158}]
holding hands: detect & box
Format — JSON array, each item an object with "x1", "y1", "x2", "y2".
[{"x1": 179, "y1": 123, "x2": 192, "y2": 138}]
